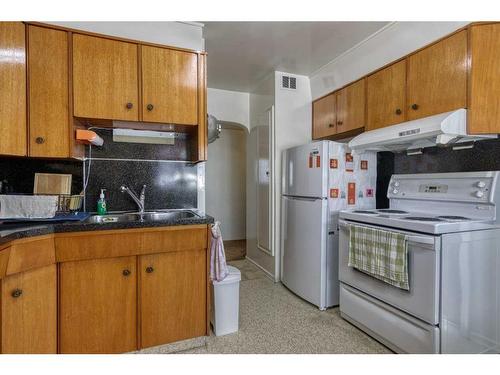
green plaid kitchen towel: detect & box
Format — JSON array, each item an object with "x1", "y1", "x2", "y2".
[{"x1": 348, "y1": 224, "x2": 409, "y2": 290}]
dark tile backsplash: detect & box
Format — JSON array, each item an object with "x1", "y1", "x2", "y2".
[
  {"x1": 0, "y1": 127, "x2": 198, "y2": 213},
  {"x1": 0, "y1": 157, "x2": 83, "y2": 195},
  {"x1": 87, "y1": 128, "x2": 192, "y2": 161},
  {"x1": 83, "y1": 159, "x2": 197, "y2": 212},
  {"x1": 376, "y1": 138, "x2": 500, "y2": 208}
]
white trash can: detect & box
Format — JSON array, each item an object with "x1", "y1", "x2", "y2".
[{"x1": 211, "y1": 265, "x2": 241, "y2": 336}]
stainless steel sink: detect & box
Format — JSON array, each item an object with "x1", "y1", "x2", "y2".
[{"x1": 85, "y1": 210, "x2": 199, "y2": 224}]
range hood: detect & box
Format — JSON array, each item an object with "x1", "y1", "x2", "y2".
[{"x1": 349, "y1": 109, "x2": 496, "y2": 152}]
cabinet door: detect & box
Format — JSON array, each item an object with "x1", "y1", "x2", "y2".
[
  {"x1": 312, "y1": 93, "x2": 336, "y2": 139},
  {"x1": 336, "y1": 79, "x2": 366, "y2": 133},
  {"x1": 0, "y1": 22, "x2": 26, "y2": 156},
  {"x1": 469, "y1": 23, "x2": 500, "y2": 134},
  {"x1": 366, "y1": 60, "x2": 406, "y2": 131},
  {"x1": 142, "y1": 46, "x2": 198, "y2": 125},
  {"x1": 59, "y1": 256, "x2": 137, "y2": 353},
  {"x1": 407, "y1": 30, "x2": 467, "y2": 120},
  {"x1": 73, "y1": 34, "x2": 139, "y2": 121},
  {"x1": 139, "y1": 249, "x2": 206, "y2": 348},
  {"x1": 28, "y1": 26, "x2": 70, "y2": 158},
  {"x1": 1, "y1": 264, "x2": 57, "y2": 353}
]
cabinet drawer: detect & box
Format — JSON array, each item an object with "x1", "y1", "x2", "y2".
[
  {"x1": 55, "y1": 230, "x2": 142, "y2": 262},
  {"x1": 141, "y1": 225, "x2": 207, "y2": 254}
]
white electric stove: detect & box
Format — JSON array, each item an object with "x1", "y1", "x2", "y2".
[{"x1": 338, "y1": 171, "x2": 500, "y2": 354}]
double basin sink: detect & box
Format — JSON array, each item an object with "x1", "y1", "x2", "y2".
[{"x1": 86, "y1": 210, "x2": 199, "y2": 224}]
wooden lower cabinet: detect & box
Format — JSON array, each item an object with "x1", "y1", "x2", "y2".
[
  {"x1": 139, "y1": 249, "x2": 207, "y2": 348},
  {"x1": 59, "y1": 256, "x2": 137, "y2": 354},
  {"x1": 1, "y1": 264, "x2": 57, "y2": 354}
]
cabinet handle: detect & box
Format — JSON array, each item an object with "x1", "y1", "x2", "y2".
[
  {"x1": 411, "y1": 103, "x2": 419, "y2": 110},
  {"x1": 122, "y1": 269, "x2": 131, "y2": 277},
  {"x1": 337, "y1": 121, "x2": 343, "y2": 126},
  {"x1": 328, "y1": 123, "x2": 334, "y2": 128},
  {"x1": 11, "y1": 289, "x2": 22, "y2": 298},
  {"x1": 146, "y1": 104, "x2": 154, "y2": 111},
  {"x1": 146, "y1": 266, "x2": 154, "y2": 273},
  {"x1": 395, "y1": 108, "x2": 402, "y2": 115},
  {"x1": 126, "y1": 102, "x2": 133, "y2": 109},
  {"x1": 35, "y1": 137, "x2": 45, "y2": 144}
]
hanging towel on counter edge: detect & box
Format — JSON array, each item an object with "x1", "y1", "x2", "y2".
[
  {"x1": 348, "y1": 224, "x2": 409, "y2": 290},
  {"x1": 210, "y1": 221, "x2": 229, "y2": 282}
]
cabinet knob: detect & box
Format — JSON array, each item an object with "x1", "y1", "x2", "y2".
[
  {"x1": 126, "y1": 102, "x2": 133, "y2": 109},
  {"x1": 147, "y1": 104, "x2": 154, "y2": 111},
  {"x1": 146, "y1": 266, "x2": 154, "y2": 273},
  {"x1": 411, "y1": 103, "x2": 419, "y2": 110},
  {"x1": 395, "y1": 108, "x2": 402, "y2": 115},
  {"x1": 337, "y1": 121, "x2": 343, "y2": 126},
  {"x1": 11, "y1": 289, "x2": 22, "y2": 298},
  {"x1": 122, "y1": 269, "x2": 131, "y2": 277},
  {"x1": 328, "y1": 123, "x2": 334, "y2": 128},
  {"x1": 35, "y1": 137, "x2": 45, "y2": 144}
]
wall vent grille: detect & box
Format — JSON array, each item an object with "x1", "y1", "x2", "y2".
[{"x1": 281, "y1": 75, "x2": 297, "y2": 90}]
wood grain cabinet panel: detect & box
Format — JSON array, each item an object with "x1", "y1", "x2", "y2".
[
  {"x1": 59, "y1": 256, "x2": 137, "y2": 353},
  {"x1": 72, "y1": 34, "x2": 139, "y2": 121},
  {"x1": 366, "y1": 60, "x2": 406, "y2": 131},
  {"x1": 28, "y1": 25, "x2": 70, "y2": 158},
  {"x1": 336, "y1": 79, "x2": 366, "y2": 133},
  {"x1": 407, "y1": 30, "x2": 467, "y2": 120},
  {"x1": 469, "y1": 23, "x2": 500, "y2": 134},
  {"x1": 139, "y1": 249, "x2": 206, "y2": 348},
  {"x1": 0, "y1": 22, "x2": 27, "y2": 156},
  {"x1": 141, "y1": 46, "x2": 198, "y2": 125},
  {"x1": 1, "y1": 264, "x2": 57, "y2": 353},
  {"x1": 312, "y1": 93, "x2": 336, "y2": 139}
]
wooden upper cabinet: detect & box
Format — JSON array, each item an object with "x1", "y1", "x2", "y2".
[
  {"x1": 312, "y1": 93, "x2": 336, "y2": 139},
  {"x1": 72, "y1": 34, "x2": 139, "y2": 121},
  {"x1": 1, "y1": 264, "x2": 57, "y2": 354},
  {"x1": 59, "y1": 256, "x2": 137, "y2": 353},
  {"x1": 28, "y1": 26, "x2": 70, "y2": 158},
  {"x1": 336, "y1": 79, "x2": 366, "y2": 133},
  {"x1": 366, "y1": 60, "x2": 406, "y2": 131},
  {"x1": 407, "y1": 30, "x2": 467, "y2": 120},
  {"x1": 139, "y1": 249, "x2": 206, "y2": 348},
  {"x1": 0, "y1": 22, "x2": 26, "y2": 156},
  {"x1": 141, "y1": 46, "x2": 198, "y2": 125},
  {"x1": 469, "y1": 23, "x2": 500, "y2": 134}
]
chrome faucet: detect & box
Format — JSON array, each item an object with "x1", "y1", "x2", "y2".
[{"x1": 120, "y1": 184, "x2": 147, "y2": 213}]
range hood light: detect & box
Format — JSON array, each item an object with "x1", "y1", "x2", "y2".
[
  {"x1": 406, "y1": 148, "x2": 423, "y2": 156},
  {"x1": 452, "y1": 142, "x2": 475, "y2": 151}
]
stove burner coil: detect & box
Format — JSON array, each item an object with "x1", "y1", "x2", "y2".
[
  {"x1": 404, "y1": 217, "x2": 443, "y2": 222},
  {"x1": 437, "y1": 216, "x2": 470, "y2": 221},
  {"x1": 377, "y1": 209, "x2": 409, "y2": 214}
]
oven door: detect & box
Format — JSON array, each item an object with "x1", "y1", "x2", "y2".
[{"x1": 339, "y1": 219, "x2": 440, "y2": 325}]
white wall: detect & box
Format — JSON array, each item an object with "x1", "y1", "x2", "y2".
[
  {"x1": 310, "y1": 21, "x2": 469, "y2": 100},
  {"x1": 207, "y1": 88, "x2": 250, "y2": 130},
  {"x1": 206, "y1": 128, "x2": 246, "y2": 240},
  {"x1": 47, "y1": 21, "x2": 204, "y2": 51},
  {"x1": 205, "y1": 88, "x2": 249, "y2": 241}
]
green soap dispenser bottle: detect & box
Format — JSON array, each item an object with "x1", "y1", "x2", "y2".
[{"x1": 97, "y1": 189, "x2": 107, "y2": 215}]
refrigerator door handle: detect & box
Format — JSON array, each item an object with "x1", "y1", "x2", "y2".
[{"x1": 283, "y1": 195, "x2": 323, "y2": 202}]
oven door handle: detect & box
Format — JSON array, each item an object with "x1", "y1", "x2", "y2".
[{"x1": 338, "y1": 220, "x2": 436, "y2": 247}]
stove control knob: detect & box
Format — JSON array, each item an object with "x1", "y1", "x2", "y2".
[
  {"x1": 392, "y1": 189, "x2": 399, "y2": 194},
  {"x1": 476, "y1": 181, "x2": 486, "y2": 188},
  {"x1": 393, "y1": 181, "x2": 400, "y2": 187},
  {"x1": 475, "y1": 190, "x2": 484, "y2": 198}
]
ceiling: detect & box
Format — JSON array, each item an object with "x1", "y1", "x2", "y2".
[{"x1": 202, "y1": 22, "x2": 389, "y2": 92}]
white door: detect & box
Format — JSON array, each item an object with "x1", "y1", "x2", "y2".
[
  {"x1": 281, "y1": 195, "x2": 327, "y2": 308},
  {"x1": 257, "y1": 106, "x2": 273, "y2": 254},
  {"x1": 282, "y1": 141, "x2": 328, "y2": 198}
]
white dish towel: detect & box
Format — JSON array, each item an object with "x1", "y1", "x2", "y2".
[
  {"x1": 0, "y1": 195, "x2": 58, "y2": 219},
  {"x1": 210, "y1": 221, "x2": 229, "y2": 282}
]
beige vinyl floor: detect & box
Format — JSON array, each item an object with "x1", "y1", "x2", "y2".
[{"x1": 174, "y1": 259, "x2": 391, "y2": 354}]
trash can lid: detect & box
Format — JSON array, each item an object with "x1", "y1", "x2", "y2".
[{"x1": 212, "y1": 265, "x2": 241, "y2": 285}]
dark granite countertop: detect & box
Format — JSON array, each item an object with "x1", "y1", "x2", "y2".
[{"x1": 0, "y1": 210, "x2": 214, "y2": 247}]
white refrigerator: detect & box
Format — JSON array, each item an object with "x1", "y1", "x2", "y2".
[{"x1": 281, "y1": 140, "x2": 377, "y2": 310}]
